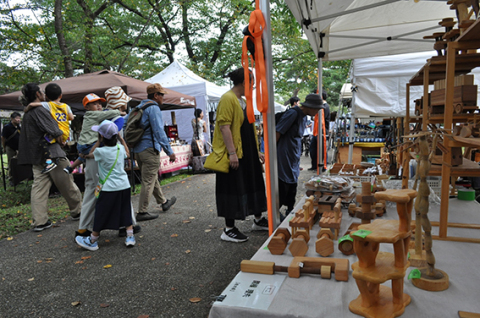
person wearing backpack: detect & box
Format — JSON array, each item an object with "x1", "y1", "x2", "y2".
[
  {"x1": 276, "y1": 94, "x2": 322, "y2": 218},
  {"x1": 123, "y1": 83, "x2": 176, "y2": 222}
]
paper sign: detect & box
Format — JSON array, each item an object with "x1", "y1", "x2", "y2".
[{"x1": 213, "y1": 272, "x2": 286, "y2": 310}]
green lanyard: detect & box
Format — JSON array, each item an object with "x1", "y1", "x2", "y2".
[{"x1": 99, "y1": 144, "x2": 120, "y2": 185}]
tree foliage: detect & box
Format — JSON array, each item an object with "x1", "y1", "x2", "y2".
[{"x1": 0, "y1": 0, "x2": 350, "y2": 104}]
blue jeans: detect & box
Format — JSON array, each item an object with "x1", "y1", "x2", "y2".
[{"x1": 76, "y1": 143, "x2": 95, "y2": 163}]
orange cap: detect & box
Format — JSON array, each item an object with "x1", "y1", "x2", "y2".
[{"x1": 82, "y1": 93, "x2": 106, "y2": 107}]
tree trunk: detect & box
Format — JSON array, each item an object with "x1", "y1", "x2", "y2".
[{"x1": 54, "y1": 0, "x2": 73, "y2": 77}]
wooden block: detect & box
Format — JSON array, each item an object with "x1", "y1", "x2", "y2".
[
  {"x1": 241, "y1": 260, "x2": 275, "y2": 275},
  {"x1": 288, "y1": 256, "x2": 349, "y2": 281},
  {"x1": 459, "y1": 311, "x2": 480, "y2": 318}
]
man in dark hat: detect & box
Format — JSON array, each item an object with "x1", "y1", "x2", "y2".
[{"x1": 276, "y1": 94, "x2": 322, "y2": 216}]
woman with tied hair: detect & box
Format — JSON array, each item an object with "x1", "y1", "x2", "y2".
[
  {"x1": 211, "y1": 67, "x2": 268, "y2": 243},
  {"x1": 192, "y1": 108, "x2": 208, "y2": 154}
]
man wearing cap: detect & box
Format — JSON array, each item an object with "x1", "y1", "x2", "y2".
[
  {"x1": 75, "y1": 94, "x2": 124, "y2": 237},
  {"x1": 123, "y1": 83, "x2": 176, "y2": 221},
  {"x1": 276, "y1": 94, "x2": 323, "y2": 217}
]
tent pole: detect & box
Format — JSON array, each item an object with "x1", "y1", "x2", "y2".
[
  {"x1": 348, "y1": 76, "x2": 356, "y2": 164},
  {"x1": 260, "y1": 0, "x2": 279, "y2": 233},
  {"x1": 317, "y1": 58, "x2": 323, "y2": 175}
]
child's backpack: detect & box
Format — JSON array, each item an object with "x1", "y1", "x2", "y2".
[{"x1": 124, "y1": 102, "x2": 156, "y2": 147}]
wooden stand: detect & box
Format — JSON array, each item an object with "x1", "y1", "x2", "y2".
[{"x1": 349, "y1": 189, "x2": 417, "y2": 318}]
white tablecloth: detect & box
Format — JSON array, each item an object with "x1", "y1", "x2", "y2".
[{"x1": 209, "y1": 197, "x2": 480, "y2": 318}]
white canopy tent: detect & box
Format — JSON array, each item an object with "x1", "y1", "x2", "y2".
[
  {"x1": 256, "y1": 0, "x2": 462, "y2": 229},
  {"x1": 283, "y1": 0, "x2": 458, "y2": 165},
  {"x1": 146, "y1": 61, "x2": 229, "y2": 143},
  {"x1": 352, "y1": 51, "x2": 480, "y2": 118},
  {"x1": 284, "y1": 0, "x2": 454, "y2": 61}
]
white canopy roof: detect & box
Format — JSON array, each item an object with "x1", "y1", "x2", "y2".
[
  {"x1": 146, "y1": 60, "x2": 229, "y2": 101},
  {"x1": 285, "y1": 0, "x2": 455, "y2": 61},
  {"x1": 352, "y1": 51, "x2": 480, "y2": 117}
]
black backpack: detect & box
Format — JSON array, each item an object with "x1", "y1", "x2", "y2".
[
  {"x1": 124, "y1": 102, "x2": 156, "y2": 148},
  {"x1": 275, "y1": 107, "x2": 304, "y2": 138}
]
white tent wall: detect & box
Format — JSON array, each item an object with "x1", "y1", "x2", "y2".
[
  {"x1": 352, "y1": 51, "x2": 480, "y2": 118},
  {"x1": 146, "y1": 61, "x2": 230, "y2": 144}
]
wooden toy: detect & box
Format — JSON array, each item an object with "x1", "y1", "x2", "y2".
[
  {"x1": 315, "y1": 228, "x2": 334, "y2": 257},
  {"x1": 288, "y1": 229, "x2": 310, "y2": 257},
  {"x1": 267, "y1": 228, "x2": 291, "y2": 255},
  {"x1": 349, "y1": 184, "x2": 387, "y2": 219},
  {"x1": 458, "y1": 311, "x2": 480, "y2": 318},
  {"x1": 338, "y1": 222, "x2": 361, "y2": 256},
  {"x1": 410, "y1": 135, "x2": 449, "y2": 291},
  {"x1": 289, "y1": 196, "x2": 317, "y2": 235},
  {"x1": 317, "y1": 194, "x2": 340, "y2": 213},
  {"x1": 349, "y1": 189, "x2": 417, "y2": 318},
  {"x1": 319, "y1": 197, "x2": 343, "y2": 239},
  {"x1": 240, "y1": 256, "x2": 349, "y2": 282}
]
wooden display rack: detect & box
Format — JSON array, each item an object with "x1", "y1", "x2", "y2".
[
  {"x1": 405, "y1": 8, "x2": 480, "y2": 243},
  {"x1": 349, "y1": 189, "x2": 417, "y2": 318}
]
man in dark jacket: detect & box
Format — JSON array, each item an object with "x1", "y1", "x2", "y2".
[
  {"x1": 1, "y1": 112, "x2": 21, "y2": 182},
  {"x1": 18, "y1": 105, "x2": 81, "y2": 231}
]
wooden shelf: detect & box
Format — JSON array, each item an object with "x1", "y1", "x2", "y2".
[
  {"x1": 409, "y1": 53, "x2": 480, "y2": 85},
  {"x1": 352, "y1": 252, "x2": 409, "y2": 284},
  {"x1": 429, "y1": 158, "x2": 480, "y2": 177},
  {"x1": 354, "y1": 220, "x2": 410, "y2": 244},
  {"x1": 457, "y1": 18, "x2": 480, "y2": 42}
]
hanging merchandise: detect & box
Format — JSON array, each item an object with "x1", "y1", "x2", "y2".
[{"x1": 242, "y1": 2, "x2": 269, "y2": 124}]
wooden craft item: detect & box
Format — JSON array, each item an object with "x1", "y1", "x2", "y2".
[
  {"x1": 317, "y1": 194, "x2": 340, "y2": 213},
  {"x1": 288, "y1": 229, "x2": 310, "y2": 257},
  {"x1": 319, "y1": 197, "x2": 343, "y2": 239},
  {"x1": 267, "y1": 228, "x2": 291, "y2": 255},
  {"x1": 289, "y1": 196, "x2": 317, "y2": 235},
  {"x1": 410, "y1": 135, "x2": 449, "y2": 291},
  {"x1": 338, "y1": 222, "x2": 360, "y2": 256},
  {"x1": 459, "y1": 311, "x2": 480, "y2": 318},
  {"x1": 315, "y1": 228, "x2": 334, "y2": 257},
  {"x1": 240, "y1": 257, "x2": 349, "y2": 282},
  {"x1": 349, "y1": 189, "x2": 417, "y2": 318}
]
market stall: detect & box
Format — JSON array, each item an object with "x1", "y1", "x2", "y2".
[
  {"x1": 159, "y1": 144, "x2": 192, "y2": 175},
  {"x1": 208, "y1": 196, "x2": 480, "y2": 318}
]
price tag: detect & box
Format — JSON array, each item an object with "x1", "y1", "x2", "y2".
[
  {"x1": 408, "y1": 269, "x2": 421, "y2": 280},
  {"x1": 338, "y1": 234, "x2": 353, "y2": 244},
  {"x1": 351, "y1": 229, "x2": 372, "y2": 238}
]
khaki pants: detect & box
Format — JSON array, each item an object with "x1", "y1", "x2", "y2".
[
  {"x1": 78, "y1": 158, "x2": 137, "y2": 231},
  {"x1": 5, "y1": 145, "x2": 16, "y2": 179},
  {"x1": 136, "y1": 148, "x2": 166, "y2": 213},
  {"x1": 31, "y1": 158, "x2": 82, "y2": 227}
]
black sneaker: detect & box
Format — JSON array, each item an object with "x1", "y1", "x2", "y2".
[
  {"x1": 252, "y1": 217, "x2": 269, "y2": 231},
  {"x1": 118, "y1": 225, "x2": 142, "y2": 237},
  {"x1": 33, "y1": 220, "x2": 53, "y2": 232},
  {"x1": 64, "y1": 166, "x2": 74, "y2": 174},
  {"x1": 41, "y1": 162, "x2": 57, "y2": 174},
  {"x1": 161, "y1": 196, "x2": 177, "y2": 211},
  {"x1": 220, "y1": 227, "x2": 248, "y2": 243}
]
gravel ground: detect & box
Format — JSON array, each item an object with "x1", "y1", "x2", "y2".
[{"x1": 0, "y1": 155, "x2": 319, "y2": 318}]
